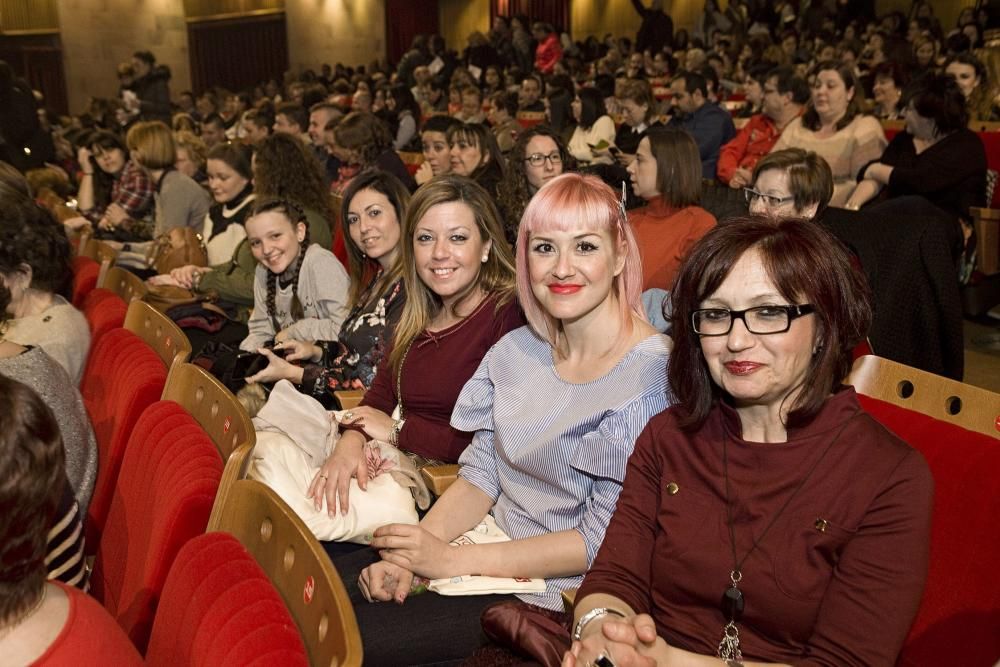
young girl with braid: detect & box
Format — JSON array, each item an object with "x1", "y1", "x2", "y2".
[{"x1": 239, "y1": 198, "x2": 350, "y2": 354}]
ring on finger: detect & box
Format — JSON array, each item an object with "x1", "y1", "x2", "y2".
[
  {"x1": 319, "y1": 474, "x2": 329, "y2": 480},
  {"x1": 594, "y1": 654, "x2": 616, "y2": 667},
  {"x1": 343, "y1": 411, "x2": 355, "y2": 420}
]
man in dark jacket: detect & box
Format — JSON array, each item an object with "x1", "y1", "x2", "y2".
[
  {"x1": 125, "y1": 51, "x2": 171, "y2": 124},
  {"x1": 0, "y1": 61, "x2": 54, "y2": 171},
  {"x1": 632, "y1": 0, "x2": 673, "y2": 53}
]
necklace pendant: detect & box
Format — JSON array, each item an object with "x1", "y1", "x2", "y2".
[
  {"x1": 721, "y1": 582, "x2": 745, "y2": 622},
  {"x1": 717, "y1": 620, "x2": 743, "y2": 661}
]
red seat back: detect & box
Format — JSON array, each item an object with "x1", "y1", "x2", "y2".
[
  {"x1": 856, "y1": 395, "x2": 1000, "y2": 666},
  {"x1": 146, "y1": 532, "x2": 308, "y2": 666},
  {"x1": 90, "y1": 400, "x2": 224, "y2": 654},
  {"x1": 81, "y1": 287, "x2": 128, "y2": 346},
  {"x1": 72, "y1": 255, "x2": 100, "y2": 307},
  {"x1": 80, "y1": 327, "x2": 168, "y2": 546}
]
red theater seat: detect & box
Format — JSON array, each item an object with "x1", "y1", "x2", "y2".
[
  {"x1": 90, "y1": 400, "x2": 224, "y2": 654},
  {"x1": 847, "y1": 356, "x2": 1000, "y2": 666},
  {"x1": 146, "y1": 532, "x2": 307, "y2": 666},
  {"x1": 81, "y1": 287, "x2": 128, "y2": 346},
  {"x1": 80, "y1": 327, "x2": 168, "y2": 546},
  {"x1": 72, "y1": 255, "x2": 100, "y2": 307}
]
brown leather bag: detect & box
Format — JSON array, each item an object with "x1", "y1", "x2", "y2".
[
  {"x1": 143, "y1": 284, "x2": 201, "y2": 313},
  {"x1": 147, "y1": 227, "x2": 207, "y2": 274}
]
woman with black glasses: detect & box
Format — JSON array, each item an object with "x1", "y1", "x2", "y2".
[
  {"x1": 745, "y1": 148, "x2": 834, "y2": 221},
  {"x1": 566, "y1": 216, "x2": 932, "y2": 667},
  {"x1": 497, "y1": 125, "x2": 576, "y2": 245}
]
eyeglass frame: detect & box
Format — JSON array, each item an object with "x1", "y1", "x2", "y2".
[
  {"x1": 691, "y1": 304, "x2": 816, "y2": 336},
  {"x1": 524, "y1": 152, "x2": 563, "y2": 167},
  {"x1": 743, "y1": 187, "x2": 795, "y2": 208}
]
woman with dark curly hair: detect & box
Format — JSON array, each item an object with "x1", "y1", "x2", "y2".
[
  {"x1": 332, "y1": 111, "x2": 416, "y2": 192},
  {"x1": 0, "y1": 191, "x2": 90, "y2": 384},
  {"x1": 0, "y1": 375, "x2": 138, "y2": 662},
  {"x1": 497, "y1": 125, "x2": 576, "y2": 244}
]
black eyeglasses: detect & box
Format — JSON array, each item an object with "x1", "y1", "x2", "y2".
[
  {"x1": 743, "y1": 188, "x2": 795, "y2": 208},
  {"x1": 691, "y1": 304, "x2": 816, "y2": 336},
  {"x1": 525, "y1": 152, "x2": 562, "y2": 167}
]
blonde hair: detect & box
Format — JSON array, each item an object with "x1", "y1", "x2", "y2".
[
  {"x1": 126, "y1": 120, "x2": 176, "y2": 170},
  {"x1": 173, "y1": 130, "x2": 207, "y2": 172},
  {"x1": 389, "y1": 176, "x2": 516, "y2": 375}
]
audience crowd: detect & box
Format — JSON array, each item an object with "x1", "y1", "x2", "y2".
[{"x1": 0, "y1": 0, "x2": 993, "y2": 663}]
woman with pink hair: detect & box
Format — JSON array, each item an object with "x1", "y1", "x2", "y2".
[{"x1": 334, "y1": 173, "x2": 672, "y2": 664}]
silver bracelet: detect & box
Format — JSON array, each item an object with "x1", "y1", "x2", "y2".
[{"x1": 572, "y1": 607, "x2": 626, "y2": 641}]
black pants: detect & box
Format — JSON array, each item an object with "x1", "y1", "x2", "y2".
[{"x1": 332, "y1": 548, "x2": 516, "y2": 666}]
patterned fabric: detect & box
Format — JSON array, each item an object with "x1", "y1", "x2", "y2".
[
  {"x1": 48, "y1": 479, "x2": 89, "y2": 590},
  {"x1": 453, "y1": 327, "x2": 672, "y2": 610},
  {"x1": 301, "y1": 274, "x2": 405, "y2": 398},
  {"x1": 110, "y1": 159, "x2": 155, "y2": 219}
]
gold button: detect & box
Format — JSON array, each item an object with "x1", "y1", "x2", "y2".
[
  {"x1": 666, "y1": 482, "x2": 679, "y2": 495},
  {"x1": 814, "y1": 519, "x2": 828, "y2": 532}
]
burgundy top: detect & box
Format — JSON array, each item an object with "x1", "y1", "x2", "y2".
[
  {"x1": 577, "y1": 388, "x2": 933, "y2": 666},
  {"x1": 359, "y1": 295, "x2": 524, "y2": 462}
]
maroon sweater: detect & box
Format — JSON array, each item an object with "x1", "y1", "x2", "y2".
[
  {"x1": 577, "y1": 388, "x2": 933, "y2": 666},
  {"x1": 359, "y1": 295, "x2": 524, "y2": 463}
]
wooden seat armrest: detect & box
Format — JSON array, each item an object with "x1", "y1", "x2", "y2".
[
  {"x1": 562, "y1": 588, "x2": 578, "y2": 612},
  {"x1": 970, "y1": 206, "x2": 1000, "y2": 221},
  {"x1": 420, "y1": 464, "x2": 460, "y2": 496},
  {"x1": 334, "y1": 389, "x2": 366, "y2": 410}
]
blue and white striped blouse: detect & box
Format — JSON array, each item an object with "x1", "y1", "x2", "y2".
[{"x1": 452, "y1": 325, "x2": 672, "y2": 610}]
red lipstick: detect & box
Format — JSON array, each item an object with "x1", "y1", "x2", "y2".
[
  {"x1": 548, "y1": 284, "x2": 582, "y2": 294},
  {"x1": 724, "y1": 362, "x2": 762, "y2": 375}
]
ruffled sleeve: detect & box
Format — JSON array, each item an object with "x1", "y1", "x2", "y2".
[
  {"x1": 570, "y1": 384, "x2": 670, "y2": 565},
  {"x1": 453, "y1": 348, "x2": 502, "y2": 502}
]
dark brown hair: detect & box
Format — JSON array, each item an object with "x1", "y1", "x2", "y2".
[
  {"x1": 646, "y1": 127, "x2": 701, "y2": 208},
  {"x1": 668, "y1": 215, "x2": 872, "y2": 430},
  {"x1": 802, "y1": 61, "x2": 865, "y2": 132},
  {"x1": 333, "y1": 111, "x2": 393, "y2": 166},
  {"x1": 339, "y1": 169, "x2": 410, "y2": 307},
  {"x1": 0, "y1": 375, "x2": 65, "y2": 624},
  {"x1": 752, "y1": 148, "x2": 834, "y2": 217},
  {"x1": 496, "y1": 125, "x2": 576, "y2": 243},
  {"x1": 250, "y1": 198, "x2": 310, "y2": 330},
  {"x1": 253, "y1": 133, "x2": 332, "y2": 221}
]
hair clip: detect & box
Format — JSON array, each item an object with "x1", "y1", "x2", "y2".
[{"x1": 619, "y1": 180, "x2": 628, "y2": 221}]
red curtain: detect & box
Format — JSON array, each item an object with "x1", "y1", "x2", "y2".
[
  {"x1": 386, "y1": 0, "x2": 441, "y2": 65},
  {"x1": 188, "y1": 14, "x2": 288, "y2": 95},
  {"x1": 491, "y1": 0, "x2": 570, "y2": 33}
]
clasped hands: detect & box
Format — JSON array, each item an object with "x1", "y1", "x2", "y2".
[
  {"x1": 359, "y1": 524, "x2": 458, "y2": 604},
  {"x1": 563, "y1": 614, "x2": 669, "y2": 667}
]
